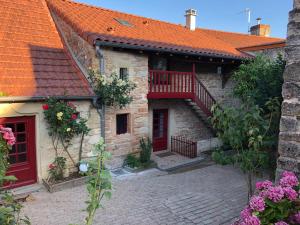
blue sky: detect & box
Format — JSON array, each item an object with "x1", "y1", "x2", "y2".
[{"x1": 76, "y1": 0, "x2": 292, "y2": 38}]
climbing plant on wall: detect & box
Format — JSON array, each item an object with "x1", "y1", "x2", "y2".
[{"x1": 43, "y1": 98, "x2": 90, "y2": 168}]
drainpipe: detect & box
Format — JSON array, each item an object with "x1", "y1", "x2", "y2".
[{"x1": 95, "y1": 45, "x2": 106, "y2": 142}]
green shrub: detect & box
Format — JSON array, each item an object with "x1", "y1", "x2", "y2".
[
  {"x1": 139, "y1": 138, "x2": 152, "y2": 164},
  {"x1": 124, "y1": 154, "x2": 140, "y2": 168}
]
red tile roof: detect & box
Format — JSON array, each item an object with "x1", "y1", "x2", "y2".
[
  {"x1": 0, "y1": 0, "x2": 94, "y2": 98},
  {"x1": 200, "y1": 28, "x2": 285, "y2": 49},
  {"x1": 46, "y1": 0, "x2": 249, "y2": 59},
  {"x1": 46, "y1": 0, "x2": 284, "y2": 59}
]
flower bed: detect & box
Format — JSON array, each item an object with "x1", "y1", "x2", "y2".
[{"x1": 234, "y1": 171, "x2": 300, "y2": 225}]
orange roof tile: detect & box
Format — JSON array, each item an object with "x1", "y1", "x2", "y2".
[
  {"x1": 46, "y1": 0, "x2": 284, "y2": 60},
  {"x1": 46, "y1": 0, "x2": 251, "y2": 59},
  {"x1": 200, "y1": 28, "x2": 285, "y2": 49},
  {"x1": 0, "y1": 0, "x2": 93, "y2": 98}
]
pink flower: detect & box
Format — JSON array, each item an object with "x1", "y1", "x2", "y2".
[
  {"x1": 240, "y1": 215, "x2": 261, "y2": 225},
  {"x1": 48, "y1": 163, "x2": 56, "y2": 170},
  {"x1": 255, "y1": 180, "x2": 273, "y2": 190},
  {"x1": 283, "y1": 187, "x2": 298, "y2": 201},
  {"x1": 290, "y1": 211, "x2": 300, "y2": 224},
  {"x1": 266, "y1": 186, "x2": 285, "y2": 202},
  {"x1": 249, "y1": 196, "x2": 265, "y2": 212},
  {"x1": 0, "y1": 126, "x2": 15, "y2": 146},
  {"x1": 279, "y1": 172, "x2": 299, "y2": 187},
  {"x1": 282, "y1": 171, "x2": 296, "y2": 177},
  {"x1": 42, "y1": 104, "x2": 49, "y2": 110},
  {"x1": 275, "y1": 222, "x2": 288, "y2": 225},
  {"x1": 240, "y1": 207, "x2": 252, "y2": 219},
  {"x1": 71, "y1": 114, "x2": 77, "y2": 120}
]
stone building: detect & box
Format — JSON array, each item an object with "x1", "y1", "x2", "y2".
[
  {"x1": 277, "y1": 0, "x2": 300, "y2": 177},
  {"x1": 0, "y1": 0, "x2": 286, "y2": 188}
]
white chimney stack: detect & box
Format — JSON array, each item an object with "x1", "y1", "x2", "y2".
[{"x1": 185, "y1": 9, "x2": 197, "y2": 31}]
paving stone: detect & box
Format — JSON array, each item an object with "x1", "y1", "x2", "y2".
[{"x1": 23, "y1": 165, "x2": 247, "y2": 225}]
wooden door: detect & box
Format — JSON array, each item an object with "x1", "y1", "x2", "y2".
[
  {"x1": 0, "y1": 116, "x2": 37, "y2": 188},
  {"x1": 153, "y1": 109, "x2": 168, "y2": 152}
]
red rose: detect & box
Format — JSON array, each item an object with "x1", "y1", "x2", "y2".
[
  {"x1": 42, "y1": 104, "x2": 49, "y2": 110},
  {"x1": 71, "y1": 114, "x2": 77, "y2": 120}
]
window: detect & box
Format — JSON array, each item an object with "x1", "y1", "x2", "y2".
[
  {"x1": 114, "y1": 18, "x2": 134, "y2": 27},
  {"x1": 119, "y1": 68, "x2": 128, "y2": 80},
  {"x1": 116, "y1": 114, "x2": 129, "y2": 135}
]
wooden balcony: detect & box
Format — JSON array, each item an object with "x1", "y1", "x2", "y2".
[{"x1": 147, "y1": 69, "x2": 216, "y2": 116}]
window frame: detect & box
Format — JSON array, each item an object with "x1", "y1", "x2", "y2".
[
  {"x1": 119, "y1": 67, "x2": 129, "y2": 80},
  {"x1": 116, "y1": 113, "x2": 130, "y2": 135}
]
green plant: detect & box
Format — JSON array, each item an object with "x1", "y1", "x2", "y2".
[
  {"x1": 89, "y1": 71, "x2": 136, "y2": 108},
  {"x1": 211, "y1": 102, "x2": 273, "y2": 199},
  {"x1": 43, "y1": 98, "x2": 90, "y2": 166},
  {"x1": 48, "y1": 156, "x2": 67, "y2": 182},
  {"x1": 0, "y1": 126, "x2": 30, "y2": 225},
  {"x1": 233, "y1": 54, "x2": 285, "y2": 108},
  {"x1": 139, "y1": 138, "x2": 152, "y2": 164},
  {"x1": 84, "y1": 138, "x2": 112, "y2": 225},
  {"x1": 124, "y1": 154, "x2": 140, "y2": 168}
]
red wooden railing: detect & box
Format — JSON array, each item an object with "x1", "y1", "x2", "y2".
[
  {"x1": 148, "y1": 69, "x2": 216, "y2": 116},
  {"x1": 148, "y1": 70, "x2": 194, "y2": 99},
  {"x1": 171, "y1": 136, "x2": 197, "y2": 158}
]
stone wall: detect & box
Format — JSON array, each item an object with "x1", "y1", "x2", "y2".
[
  {"x1": 50, "y1": 12, "x2": 99, "y2": 74},
  {"x1": 103, "y1": 49, "x2": 149, "y2": 167},
  {"x1": 149, "y1": 99, "x2": 213, "y2": 147},
  {"x1": 247, "y1": 47, "x2": 286, "y2": 59},
  {"x1": 277, "y1": 0, "x2": 300, "y2": 177},
  {"x1": 196, "y1": 73, "x2": 239, "y2": 107},
  {"x1": 0, "y1": 101, "x2": 100, "y2": 181},
  {"x1": 52, "y1": 12, "x2": 150, "y2": 168}
]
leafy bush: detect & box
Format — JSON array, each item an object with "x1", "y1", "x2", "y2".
[
  {"x1": 89, "y1": 71, "x2": 136, "y2": 108},
  {"x1": 48, "y1": 156, "x2": 67, "y2": 182},
  {"x1": 234, "y1": 171, "x2": 300, "y2": 225},
  {"x1": 124, "y1": 154, "x2": 141, "y2": 168},
  {"x1": 233, "y1": 55, "x2": 285, "y2": 108},
  {"x1": 139, "y1": 138, "x2": 152, "y2": 164}
]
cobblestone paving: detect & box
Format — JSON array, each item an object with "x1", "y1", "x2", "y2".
[{"x1": 23, "y1": 165, "x2": 247, "y2": 225}]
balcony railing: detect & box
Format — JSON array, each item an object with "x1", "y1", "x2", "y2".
[{"x1": 148, "y1": 69, "x2": 216, "y2": 117}]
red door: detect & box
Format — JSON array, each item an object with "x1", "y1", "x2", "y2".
[
  {"x1": 153, "y1": 109, "x2": 168, "y2": 152},
  {"x1": 0, "y1": 116, "x2": 37, "y2": 188}
]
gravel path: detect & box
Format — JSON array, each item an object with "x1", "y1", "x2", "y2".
[{"x1": 23, "y1": 164, "x2": 248, "y2": 225}]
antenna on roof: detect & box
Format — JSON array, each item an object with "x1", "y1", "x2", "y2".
[{"x1": 237, "y1": 8, "x2": 251, "y2": 34}]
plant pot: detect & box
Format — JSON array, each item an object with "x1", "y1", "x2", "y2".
[{"x1": 43, "y1": 175, "x2": 88, "y2": 193}]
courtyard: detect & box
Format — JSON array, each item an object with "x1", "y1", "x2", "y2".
[{"x1": 23, "y1": 164, "x2": 248, "y2": 225}]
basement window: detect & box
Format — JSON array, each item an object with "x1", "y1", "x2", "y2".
[
  {"x1": 114, "y1": 18, "x2": 134, "y2": 27},
  {"x1": 119, "y1": 68, "x2": 128, "y2": 80},
  {"x1": 116, "y1": 114, "x2": 129, "y2": 135}
]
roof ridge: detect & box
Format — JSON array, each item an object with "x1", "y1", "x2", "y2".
[{"x1": 199, "y1": 27, "x2": 285, "y2": 40}]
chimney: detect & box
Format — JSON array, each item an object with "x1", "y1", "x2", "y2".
[
  {"x1": 250, "y1": 18, "x2": 271, "y2": 37},
  {"x1": 185, "y1": 9, "x2": 197, "y2": 31}
]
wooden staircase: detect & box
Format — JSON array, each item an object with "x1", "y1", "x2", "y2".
[{"x1": 147, "y1": 69, "x2": 216, "y2": 129}]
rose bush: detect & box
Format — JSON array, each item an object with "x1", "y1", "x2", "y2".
[
  {"x1": 0, "y1": 126, "x2": 30, "y2": 224},
  {"x1": 234, "y1": 171, "x2": 300, "y2": 225},
  {"x1": 43, "y1": 98, "x2": 89, "y2": 167},
  {"x1": 89, "y1": 71, "x2": 136, "y2": 108}
]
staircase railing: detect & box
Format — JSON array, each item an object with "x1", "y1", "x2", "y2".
[
  {"x1": 193, "y1": 76, "x2": 216, "y2": 117},
  {"x1": 148, "y1": 69, "x2": 216, "y2": 117}
]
